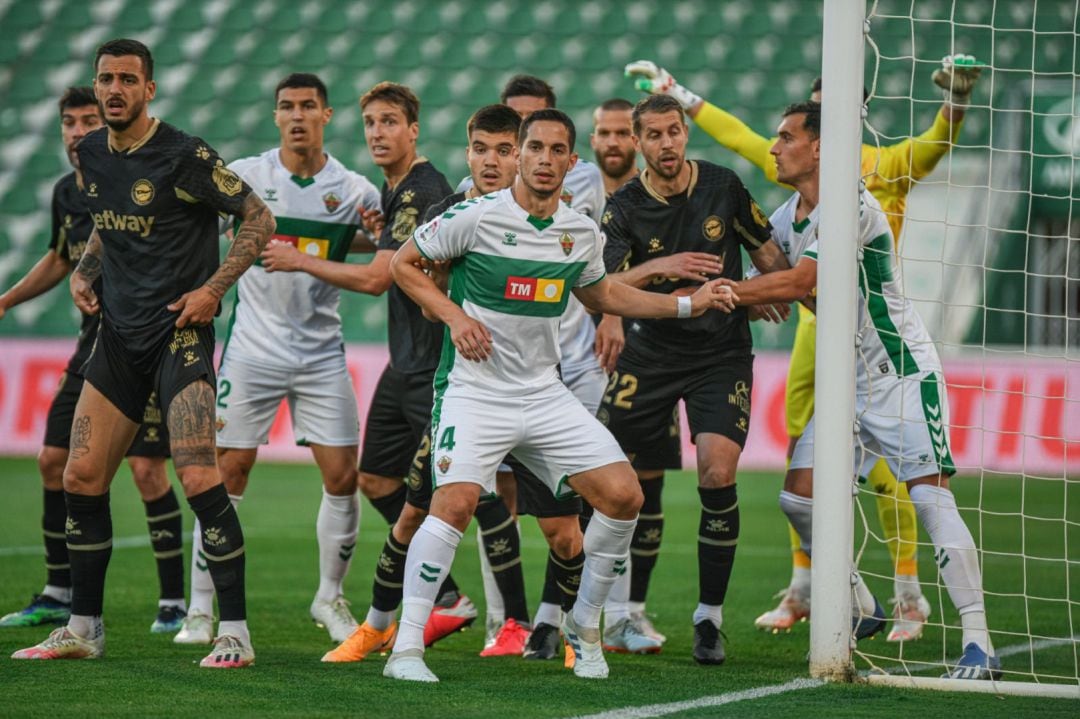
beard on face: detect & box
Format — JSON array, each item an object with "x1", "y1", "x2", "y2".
[
  {"x1": 649, "y1": 153, "x2": 684, "y2": 180},
  {"x1": 99, "y1": 98, "x2": 143, "y2": 133},
  {"x1": 595, "y1": 149, "x2": 635, "y2": 178}
]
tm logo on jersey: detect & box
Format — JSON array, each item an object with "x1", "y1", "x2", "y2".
[
  {"x1": 504, "y1": 276, "x2": 565, "y2": 303},
  {"x1": 271, "y1": 233, "x2": 329, "y2": 258}
]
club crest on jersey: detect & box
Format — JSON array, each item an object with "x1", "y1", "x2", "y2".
[
  {"x1": 212, "y1": 161, "x2": 243, "y2": 197},
  {"x1": 560, "y1": 188, "x2": 574, "y2": 206},
  {"x1": 131, "y1": 179, "x2": 155, "y2": 206},
  {"x1": 437, "y1": 456, "x2": 452, "y2": 474},
  {"x1": 391, "y1": 207, "x2": 419, "y2": 243},
  {"x1": 505, "y1": 276, "x2": 565, "y2": 303},
  {"x1": 703, "y1": 215, "x2": 725, "y2": 241},
  {"x1": 323, "y1": 192, "x2": 341, "y2": 213},
  {"x1": 559, "y1": 233, "x2": 574, "y2": 256},
  {"x1": 215, "y1": 416, "x2": 227, "y2": 433}
]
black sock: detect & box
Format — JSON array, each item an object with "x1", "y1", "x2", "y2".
[
  {"x1": 372, "y1": 532, "x2": 408, "y2": 612},
  {"x1": 188, "y1": 484, "x2": 246, "y2": 621},
  {"x1": 369, "y1": 485, "x2": 407, "y2": 525},
  {"x1": 43, "y1": 488, "x2": 70, "y2": 591},
  {"x1": 542, "y1": 549, "x2": 585, "y2": 613},
  {"x1": 630, "y1": 476, "x2": 664, "y2": 603},
  {"x1": 698, "y1": 485, "x2": 740, "y2": 606},
  {"x1": 144, "y1": 487, "x2": 184, "y2": 602},
  {"x1": 578, "y1": 499, "x2": 594, "y2": 534},
  {"x1": 65, "y1": 492, "x2": 112, "y2": 616},
  {"x1": 475, "y1": 497, "x2": 529, "y2": 623}
]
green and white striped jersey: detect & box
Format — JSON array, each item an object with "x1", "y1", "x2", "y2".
[
  {"x1": 769, "y1": 188, "x2": 941, "y2": 387},
  {"x1": 414, "y1": 187, "x2": 607, "y2": 397},
  {"x1": 224, "y1": 149, "x2": 380, "y2": 367}
]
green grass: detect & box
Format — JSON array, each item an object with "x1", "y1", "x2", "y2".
[{"x1": 1, "y1": 457, "x2": 1077, "y2": 718}]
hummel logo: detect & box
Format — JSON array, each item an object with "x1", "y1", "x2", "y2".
[
  {"x1": 419, "y1": 562, "x2": 442, "y2": 583},
  {"x1": 339, "y1": 542, "x2": 356, "y2": 562},
  {"x1": 935, "y1": 548, "x2": 951, "y2": 569},
  {"x1": 503, "y1": 232, "x2": 517, "y2": 246},
  {"x1": 612, "y1": 558, "x2": 627, "y2": 576}
]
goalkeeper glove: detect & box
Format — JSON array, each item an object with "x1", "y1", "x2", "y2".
[
  {"x1": 624, "y1": 60, "x2": 702, "y2": 111},
  {"x1": 931, "y1": 54, "x2": 983, "y2": 106}
]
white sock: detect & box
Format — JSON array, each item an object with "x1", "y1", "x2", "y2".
[
  {"x1": 693, "y1": 603, "x2": 723, "y2": 629},
  {"x1": 160, "y1": 598, "x2": 187, "y2": 611},
  {"x1": 627, "y1": 600, "x2": 645, "y2": 615},
  {"x1": 894, "y1": 573, "x2": 922, "y2": 601},
  {"x1": 909, "y1": 483, "x2": 992, "y2": 655},
  {"x1": 532, "y1": 601, "x2": 562, "y2": 628},
  {"x1": 42, "y1": 585, "x2": 72, "y2": 605},
  {"x1": 853, "y1": 572, "x2": 877, "y2": 615},
  {"x1": 573, "y1": 511, "x2": 636, "y2": 633},
  {"x1": 477, "y1": 525, "x2": 504, "y2": 624},
  {"x1": 365, "y1": 606, "x2": 396, "y2": 631},
  {"x1": 791, "y1": 565, "x2": 812, "y2": 597},
  {"x1": 68, "y1": 614, "x2": 103, "y2": 640},
  {"x1": 604, "y1": 564, "x2": 632, "y2": 624},
  {"x1": 315, "y1": 489, "x2": 360, "y2": 603},
  {"x1": 393, "y1": 515, "x2": 462, "y2": 655},
  {"x1": 188, "y1": 494, "x2": 242, "y2": 617},
  {"x1": 218, "y1": 619, "x2": 251, "y2": 647},
  {"x1": 779, "y1": 491, "x2": 814, "y2": 555}
]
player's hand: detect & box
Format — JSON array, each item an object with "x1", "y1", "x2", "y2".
[
  {"x1": 447, "y1": 313, "x2": 493, "y2": 362},
  {"x1": 690, "y1": 279, "x2": 738, "y2": 316},
  {"x1": 651, "y1": 251, "x2": 722, "y2": 282},
  {"x1": 932, "y1": 54, "x2": 983, "y2": 106},
  {"x1": 261, "y1": 240, "x2": 308, "y2": 273},
  {"x1": 624, "y1": 60, "x2": 702, "y2": 111},
  {"x1": 361, "y1": 208, "x2": 385, "y2": 237},
  {"x1": 70, "y1": 272, "x2": 100, "y2": 315},
  {"x1": 748, "y1": 302, "x2": 790, "y2": 323},
  {"x1": 168, "y1": 286, "x2": 220, "y2": 327},
  {"x1": 594, "y1": 313, "x2": 625, "y2": 373}
]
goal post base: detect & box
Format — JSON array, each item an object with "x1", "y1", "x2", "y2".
[{"x1": 863, "y1": 673, "x2": 1080, "y2": 700}]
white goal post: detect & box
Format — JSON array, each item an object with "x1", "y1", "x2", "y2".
[{"x1": 812, "y1": 0, "x2": 1080, "y2": 700}]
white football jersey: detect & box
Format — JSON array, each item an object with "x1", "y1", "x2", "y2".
[
  {"x1": 413, "y1": 188, "x2": 606, "y2": 397},
  {"x1": 222, "y1": 149, "x2": 381, "y2": 367},
  {"x1": 768, "y1": 189, "x2": 941, "y2": 390}
]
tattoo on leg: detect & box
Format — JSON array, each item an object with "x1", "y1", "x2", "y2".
[
  {"x1": 70, "y1": 415, "x2": 91, "y2": 459},
  {"x1": 168, "y1": 381, "x2": 217, "y2": 468}
]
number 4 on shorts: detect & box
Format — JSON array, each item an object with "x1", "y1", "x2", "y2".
[{"x1": 438, "y1": 426, "x2": 456, "y2": 451}]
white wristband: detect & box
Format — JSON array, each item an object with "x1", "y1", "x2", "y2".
[{"x1": 677, "y1": 295, "x2": 692, "y2": 319}]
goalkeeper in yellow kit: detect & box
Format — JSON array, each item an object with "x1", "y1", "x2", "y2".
[{"x1": 627, "y1": 55, "x2": 981, "y2": 642}]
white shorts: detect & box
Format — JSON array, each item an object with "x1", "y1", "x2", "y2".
[
  {"x1": 790, "y1": 370, "x2": 955, "y2": 482},
  {"x1": 431, "y1": 383, "x2": 628, "y2": 497},
  {"x1": 562, "y1": 360, "x2": 607, "y2": 415},
  {"x1": 215, "y1": 354, "x2": 360, "y2": 448}
]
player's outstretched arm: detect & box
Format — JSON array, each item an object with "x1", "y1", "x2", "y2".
[
  {"x1": 70, "y1": 229, "x2": 104, "y2": 316},
  {"x1": 170, "y1": 193, "x2": 275, "y2": 328},
  {"x1": 730, "y1": 258, "x2": 817, "y2": 307},
  {"x1": 575, "y1": 276, "x2": 737, "y2": 319},
  {"x1": 0, "y1": 250, "x2": 72, "y2": 320},
  {"x1": 261, "y1": 241, "x2": 394, "y2": 296},
  {"x1": 390, "y1": 239, "x2": 491, "y2": 361},
  {"x1": 608, "y1": 251, "x2": 723, "y2": 289}
]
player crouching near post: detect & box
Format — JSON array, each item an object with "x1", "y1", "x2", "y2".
[
  {"x1": 382, "y1": 109, "x2": 737, "y2": 682},
  {"x1": 729, "y1": 101, "x2": 1000, "y2": 680}
]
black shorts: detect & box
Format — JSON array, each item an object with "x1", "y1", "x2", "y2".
[
  {"x1": 359, "y1": 365, "x2": 434, "y2": 479},
  {"x1": 599, "y1": 347, "x2": 753, "y2": 469},
  {"x1": 43, "y1": 371, "x2": 171, "y2": 458},
  {"x1": 83, "y1": 320, "x2": 215, "y2": 428},
  {"x1": 505, "y1": 454, "x2": 581, "y2": 518}
]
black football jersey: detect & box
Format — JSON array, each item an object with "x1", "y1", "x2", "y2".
[
  {"x1": 601, "y1": 160, "x2": 773, "y2": 361},
  {"x1": 422, "y1": 190, "x2": 466, "y2": 224},
  {"x1": 49, "y1": 171, "x2": 100, "y2": 375},
  {"x1": 75, "y1": 121, "x2": 252, "y2": 366},
  {"x1": 376, "y1": 160, "x2": 453, "y2": 374}
]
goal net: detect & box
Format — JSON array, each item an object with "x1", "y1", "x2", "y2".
[{"x1": 814, "y1": 0, "x2": 1080, "y2": 698}]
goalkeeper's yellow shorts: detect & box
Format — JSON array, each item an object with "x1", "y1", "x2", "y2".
[{"x1": 785, "y1": 304, "x2": 817, "y2": 438}]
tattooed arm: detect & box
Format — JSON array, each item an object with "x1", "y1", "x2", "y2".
[
  {"x1": 168, "y1": 193, "x2": 275, "y2": 328},
  {"x1": 69, "y1": 230, "x2": 104, "y2": 315}
]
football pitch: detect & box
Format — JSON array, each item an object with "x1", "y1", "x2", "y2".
[{"x1": 1, "y1": 456, "x2": 1077, "y2": 718}]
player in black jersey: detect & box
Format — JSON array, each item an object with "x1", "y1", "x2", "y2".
[
  {"x1": 599, "y1": 94, "x2": 790, "y2": 665},
  {"x1": 0, "y1": 87, "x2": 186, "y2": 635},
  {"x1": 323, "y1": 81, "x2": 470, "y2": 661},
  {"x1": 12, "y1": 39, "x2": 275, "y2": 669}
]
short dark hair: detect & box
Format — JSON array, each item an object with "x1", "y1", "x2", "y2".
[
  {"x1": 501, "y1": 74, "x2": 556, "y2": 108},
  {"x1": 95, "y1": 38, "x2": 153, "y2": 80},
  {"x1": 782, "y1": 100, "x2": 821, "y2": 138},
  {"x1": 597, "y1": 97, "x2": 634, "y2": 113},
  {"x1": 519, "y1": 108, "x2": 576, "y2": 150},
  {"x1": 632, "y1": 94, "x2": 685, "y2": 135},
  {"x1": 58, "y1": 86, "x2": 98, "y2": 115},
  {"x1": 467, "y1": 104, "x2": 522, "y2": 138},
  {"x1": 810, "y1": 77, "x2": 870, "y2": 103},
  {"x1": 360, "y1": 81, "x2": 420, "y2": 125},
  {"x1": 276, "y1": 73, "x2": 328, "y2": 106}
]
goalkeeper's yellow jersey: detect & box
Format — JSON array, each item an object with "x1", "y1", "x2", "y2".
[{"x1": 692, "y1": 102, "x2": 963, "y2": 245}]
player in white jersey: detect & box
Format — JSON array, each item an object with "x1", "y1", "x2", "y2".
[
  {"x1": 730, "y1": 101, "x2": 1000, "y2": 680},
  {"x1": 178, "y1": 74, "x2": 382, "y2": 646},
  {"x1": 381, "y1": 109, "x2": 737, "y2": 683}
]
